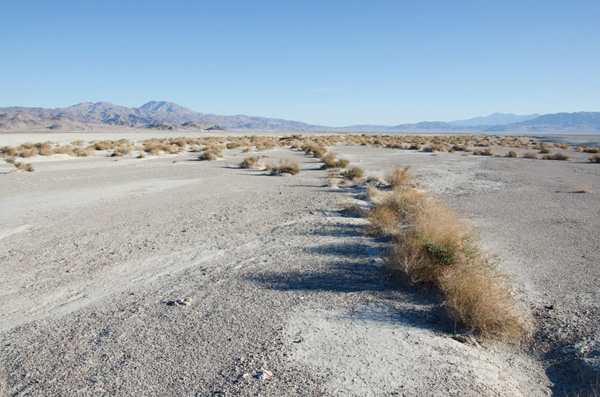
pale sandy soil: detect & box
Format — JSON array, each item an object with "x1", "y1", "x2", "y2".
[{"x1": 0, "y1": 133, "x2": 598, "y2": 396}]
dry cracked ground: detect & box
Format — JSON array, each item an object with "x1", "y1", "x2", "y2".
[{"x1": 0, "y1": 140, "x2": 599, "y2": 396}]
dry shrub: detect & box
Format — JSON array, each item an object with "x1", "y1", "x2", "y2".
[
  {"x1": 267, "y1": 159, "x2": 300, "y2": 175},
  {"x1": 343, "y1": 166, "x2": 364, "y2": 180},
  {"x1": 322, "y1": 152, "x2": 338, "y2": 168},
  {"x1": 322, "y1": 152, "x2": 350, "y2": 169},
  {"x1": 506, "y1": 151, "x2": 517, "y2": 158},
  {"x1": 93, "y1": 141, "x2": 113, "y2": 151},
  {"x1": 523, "y1": 152, "x2": 539, "y2": 159},
  {"x1": 38, "y1": 143, "x2": 55, "y2": 156},
  {"x1": 583, "y1": 147, "x2": 600, "y2": 153},
  {"x1": 73, "y1": 146, "x2": 93, "y2": 157},
  {"x1": 239, "y1": 156, "x2": 262, "y2": 169},
  {"x1": 385, "y1": 165, "x2": 414, "y2": 190},
  {"x1": 302, "y1": 144, "x2": 327, "y2": 158},
  {"x1": 543, "y1": 153, "x2": 570, "y2": 161},
  {"x1": 589, "y1": 154, "x2": 600, "y2": 163},
  {"x1": 1, "y1": 146, "x2": 18, "y2": 157},
  {"x1": 452, "y1": 144, "x2": 469, "y2": 152},
  {"x1": 199, "y1": 149, "x2": 223, "y2": 161},
  {"x1": 439, "y1": 261, "x2": 526, "y2": 339},
  {"x1": 111, "y1": 146, "x2": 132, "y2": 157},
  {"x1": 17, "y1": 148, "x2": 36, "y2": 158},
  {"x1": 54, "y1": 146, "x2": 76, "y2": 156},
  {"x1": 481, "y1": 148, "x2": 496, "y2": 156}
]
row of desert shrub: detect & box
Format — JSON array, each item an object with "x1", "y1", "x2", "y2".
[
  {"x1": 365, "y1": 165, "x2": 528, "y2": 339},
  {"x1": 0, "y1": 134, "x2": 584, "y2": 162}
]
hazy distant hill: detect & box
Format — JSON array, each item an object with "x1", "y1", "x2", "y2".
[
  {"x1": 486, "y1": 112, "x2": 600, "y2": 133},
  {"x1": 0, "y1": 101, "x2": 598, "y2": 133},
  {"x1": 451, "y1": 113, "x2": 539, "y2": 126}
]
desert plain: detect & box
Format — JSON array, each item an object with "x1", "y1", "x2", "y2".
[{"x1": 0, "y1": 132, "x2": 599, "y2": 396}]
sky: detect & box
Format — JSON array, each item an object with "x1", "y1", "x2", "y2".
[{"x1": 1, "y1": 0, "x2": 599, "y2": 126}]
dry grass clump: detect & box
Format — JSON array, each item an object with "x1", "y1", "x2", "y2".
[
  {"x1": 199, "y1": 148, "x2": 223, "y2": 161},
  {"x1": 506, "y1": 150, "x2": 518, "y2": 158},
  {"x1": 523, "y1": 152, "x2": 540, "y2": 159},
  {"x1": 384, "y1": 165, "x2": 414, "y2": 190},
  {"x1": 542, "y1": 153, "x2": 570, "y2": 161},
  {"x1": 343, "y1": 166, "x2": 364, "y2": 181},
  {"x1": 322, "y1": 152, "x2": 349, "y2": 169},
  {"x1": 367, "y1": 166, "x2": 528, "y2": 339},
  {"x1": 93, "y1": 141, "x2": 113, "y2": 151},
  {"x1": 589, "y1": 154, "x2": 600, "y2": 163},
  {"x1": 111, "y1": 146, "x2": 132, "y2": 157},
  {"x1": 73, "y1": 146, "x2": 93, "y2": 157},
  {"x1": 267, "y1": 159, "x2": 300, "y2": 175},
  {"x1": 574, "y1": 186, "x2": 593, "y2": 193},
  {"x1": 239, "y1": 156, "x2": 263, "y2": 169}
]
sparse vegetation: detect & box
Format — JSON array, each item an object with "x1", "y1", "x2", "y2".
[{"x1": 506, "y1": 150, "x2": 517, "y2": 158}]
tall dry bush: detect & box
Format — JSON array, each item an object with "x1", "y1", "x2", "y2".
[{"x1": 369, "y1": 166, "x2": 528, "y2": 339}]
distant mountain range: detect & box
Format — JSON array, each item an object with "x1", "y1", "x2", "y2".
[
  {"x1": 1, "y1": 101, "x2": 599, "y2": 134},
  {"x1": 450, "y1": 113, "x2": 540, "y2": 126}
]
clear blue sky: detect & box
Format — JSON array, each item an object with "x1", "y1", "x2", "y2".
[{"x1": 1, "y1": 0, "x2": 599, "y2": 126}]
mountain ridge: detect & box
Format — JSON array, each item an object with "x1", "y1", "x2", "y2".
[{"x1": 1, "y1": 102, "x2": 599, "y2": 134}]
